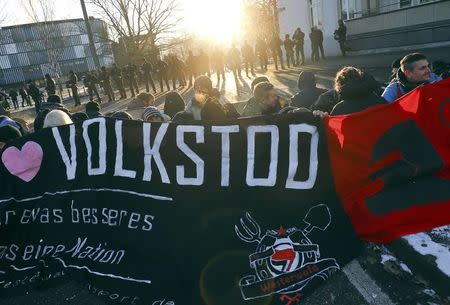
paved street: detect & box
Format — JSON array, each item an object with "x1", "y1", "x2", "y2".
[{"x1": 5, "y1": 50, "x2": 450, "y2": 305}]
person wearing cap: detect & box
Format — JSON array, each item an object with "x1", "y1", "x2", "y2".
[
  {"x1": 142, "y1": 106, "x2": 167, "y2": 122},
  {"x1": 0, "y1": 125, "x2": 22, "y2": 150},
  {"x1": 241, "y1": 82, "x2": 280, "y2": 117},
  {"x1": 185, "y1": 76, "x2": 214, "y2": 120}
]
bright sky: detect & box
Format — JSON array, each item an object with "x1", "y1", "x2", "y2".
[{"x1": 1, "y1": 0, "x2": 243, "y2": 44}]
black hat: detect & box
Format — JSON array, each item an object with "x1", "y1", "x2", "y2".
[
  {"x1": 164, "y1": 91, "x2": 185, "y2": 118},
  {"x1": 0, "y1": 125, "x2": 22, "y2": 143},
  {"x1": 47, "y1": 94, "x2": 61, "y2": 104}
]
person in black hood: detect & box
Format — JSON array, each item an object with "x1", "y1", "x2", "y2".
[
  {"x1": 331, "y1": 67, "x2": 385, "y2": 116},
  {"x1": 164, "y1": 91, "x2": 185, "y2": 119},
  {"x1": 290, "y1": 71, "x2": 327, "y2": 109}
]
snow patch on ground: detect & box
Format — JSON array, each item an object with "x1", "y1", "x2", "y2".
[
  {"x1": 399, "y1": 263, "x2": 413, "y2": 274},
  {"x1": 403, "y1": 233, "x2": 450, "y2": 277},
  {"x1": 379, "y1": 246, "x2": 414, "y2": 275},
  {"x1": 430, "y1": 225, "x2": 450, "y2": 239},
  {"x1": 381, "y1": 254, "x2": 396, "y2": 264}
]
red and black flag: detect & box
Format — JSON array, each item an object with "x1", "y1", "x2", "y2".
[{"x1": 0, "y1": 78, "x2": 449, "y2": 304}]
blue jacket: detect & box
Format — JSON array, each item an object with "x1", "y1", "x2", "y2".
[{"x1": 382, "y1": 72, "x2": 442, "y2": 103}]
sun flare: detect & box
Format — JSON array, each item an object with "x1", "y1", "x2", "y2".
[{"x1": 185, "y1": 0, "x2": 243, "y2": 45}]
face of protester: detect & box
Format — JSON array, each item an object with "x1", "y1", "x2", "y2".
[
  {"x1": 262, "y1": 89, "x2": 278, "y2": 110},
  {"x1": 405, "y1": 59, "x2": 431, "y2": 83},
  {"x1": 146, "y1": 115, "x2": 163, "y2": 123},
  {"x1": 194, "y1": 88, "x2": 209, "y2": 107}
]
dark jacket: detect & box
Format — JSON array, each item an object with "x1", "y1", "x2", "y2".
[
  {"x1": 331, "y1": 74, "x2": 386, "y2": 115},
  {"x1": 241, "y1": 97, "x2": 281, "y2": 117},
  {"x1": 290, "y1": 71, "x2": 327, "y2": 109},
  {"x1": 310, "y1": 89, "x2": 340, "y2": 113}
]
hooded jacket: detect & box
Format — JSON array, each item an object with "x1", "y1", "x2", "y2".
[
  {"x1": 382, "y1": 69, "x2": 442, "y2": 103},
  {"x1": 331, "y1": 74, "x2": 386, "y2": 115},
  {"x1": 290, "y1": 71, "x2": 327, "y2": 109}
]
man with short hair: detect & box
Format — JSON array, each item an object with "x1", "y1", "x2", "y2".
[
  {"x1": 241, "y1": 82, "x2": 280, "y2": 117},
  {"x1": 382, "y1": 53, "x2": 442, "y2": 103}
]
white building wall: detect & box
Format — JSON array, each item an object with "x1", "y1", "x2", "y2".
[{"x1": 278, "y1": 0, "x2": 342, "y2": 57}]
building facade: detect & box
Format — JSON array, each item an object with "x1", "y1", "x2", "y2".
[
  {"x1": 277, "y1": 0, "x2": 450, "y2": 55},
  {"x1": 340, "y1": 0, "x2": 450, "y2": 52},
  {"x1": 278, "y1": 0, "x2": 342, "y2": 56},
  {"x1": 0, "y1": 18, "x2": 114, "y2": 87}
]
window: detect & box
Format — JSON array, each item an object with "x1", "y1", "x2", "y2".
[
  {"x1": 340, "y1": 0, "x2": 363, "y2": 20},
  {"x1": 310, "y1": 0, "x2": 323, "y2": 26},
  {"x1": 400, "y1": 0, "x2": 412, "y2": 7}
]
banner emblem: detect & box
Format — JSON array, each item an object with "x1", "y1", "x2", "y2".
[{"x1": 235, "y1": 205, "x2": 340, "y2": 300}]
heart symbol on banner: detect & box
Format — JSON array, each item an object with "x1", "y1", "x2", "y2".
[{"x1": 1, "y1": 141, "x2": 43, "y2": 182}]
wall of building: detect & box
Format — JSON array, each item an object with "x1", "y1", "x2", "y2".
[
  {"x1": 0, "y1": 18, "x2": 114, "y2": 87},
  {"x1": 345, "y1": 0, "x2": 450, "y2": 50},
  {"x1": 278, "y1": 0, "x2": 342, "y2": 57}
]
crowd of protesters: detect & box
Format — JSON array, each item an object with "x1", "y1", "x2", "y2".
[
  {"x1": 0, "y1": 27, "x2": 449, "y2": 151},
  {"x1": 0, "y1": 25, "x2": 333, "y2": 117}
]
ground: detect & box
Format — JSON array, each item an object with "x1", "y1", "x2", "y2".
[{"x1": 3, "y1": 47, "x2": 450, "y2": 305}]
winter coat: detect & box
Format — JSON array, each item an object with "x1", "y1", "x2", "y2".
[
  {"x1": 331, "y1": 74, "x2": 386, "y2": 115},
  {"x1": 290, "y1": 71, "x2": 327, "y2": 109},
  {"x1": 382, "y1": 70, "x2": 442, "y2": 103}
]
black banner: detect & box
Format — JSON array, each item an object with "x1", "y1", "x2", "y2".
[{"x1": 0, "y1": 113, "x2": 362, "y2": 305}]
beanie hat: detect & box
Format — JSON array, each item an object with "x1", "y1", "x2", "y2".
[
  {"x1": 297, "y1": 71, "x2": 316, "y2": 89},
  {"x1": 85, "y1": 102, "x2": 102, "y2": 118},
  {"x1": 143, "y1": 106, "x2": 165, "y2": 122},
  {"x1": 164, "y1": 91, "x2": 185, "y2": 118},
  {"x1": 86, "y1": 101, "x2": 100, "y2": 113},
  {"x1": 253, "y1": 82, "x2": 274, "y2": 101},
  {"x1": 47, "y1": 94, "x2": 61, "y2": 104},
  {"x1": 251, "y1": 76, "x2": 270, "y2": 91},
  {"x1": 43, "y1": 110, "x2": 73, "y2": 128},
  {"x1": 0, "y1": 125, "x2": 22, "y2": 143},
  {"x1": 194, "y1": 76, "x2": 213, "y2": 94},
  {"x1": 111, "y1": 111, "x2": 133, "y2": 120}
]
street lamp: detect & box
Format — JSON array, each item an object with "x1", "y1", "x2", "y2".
[{"x1": 80, "y1": 0, "x2": 100, "y2": 69}]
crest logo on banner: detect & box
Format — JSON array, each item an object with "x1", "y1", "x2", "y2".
[{"x1": 235, "y1": 205, "x2": 340, "y2": 300}]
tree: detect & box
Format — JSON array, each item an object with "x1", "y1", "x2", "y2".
[
  {"x1": 242, "y1": 0, "x2": 280, "y2": 41},
  {"x1": 87, "y1": 0, "x2": 181, "y2": 62},
  {"x1": 21, "y1": 0, "x2": 64, "y2": 96}
]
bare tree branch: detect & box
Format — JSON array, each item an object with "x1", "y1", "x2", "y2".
[{"x1": 87, "y1": 0, "x2": 181, "y2": 59}]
